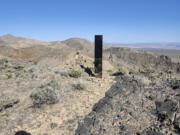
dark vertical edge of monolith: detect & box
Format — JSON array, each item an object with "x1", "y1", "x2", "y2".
[{"x1": 94, "y1": 35, "x2": 103, "y2": 78}]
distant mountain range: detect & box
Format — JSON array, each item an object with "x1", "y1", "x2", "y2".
[
  {"x1": 108, "y1": 42, "x2": 180, "y2": 50},
  {"x1": 1, "y1": 34, "x2": 180, "y2": 50}
]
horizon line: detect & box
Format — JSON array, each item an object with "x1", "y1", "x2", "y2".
[{"x1": 1, "y1": 33, "x2": 180, "y2": 44}]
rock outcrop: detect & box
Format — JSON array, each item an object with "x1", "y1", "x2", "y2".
[{"x1": 76, "y1": 75, "x2": 180, "y2": 135}]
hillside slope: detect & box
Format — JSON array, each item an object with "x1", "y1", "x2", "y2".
[{"x1": 0, "y1": 34, "x2": 180, "y2": 135}]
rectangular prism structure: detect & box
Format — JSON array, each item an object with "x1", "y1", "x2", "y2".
[{"x1": 94, "y1": 35, "x2": 103, "y2": 78}]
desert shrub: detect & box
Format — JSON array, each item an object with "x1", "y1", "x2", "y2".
[
  {"x1": 54, "y1": 71, "x2": 59, "y2": 74},
  {"x1": 139, "y1": 68, "x2": 146, "y2": 74},
  {"x1": 107, "y1": 69, "x2": 114, "y2": 73},
  {"x1": 0, "y1": 96, "x2": 19, "y2": 112},
  {"x1": 13, "y1": 65, "x2": 24, "y2": 71},
  {"x1": 33, "y1": 61, "x2": 38, "y2": 65},
  {"x1": 76, "y1": 51, "x2": 80, "y2": 55},
  {"x1": 119, "y1": 67, "x2": 129, "y2": 75},
  {"x1": 159, "y1": 72, "x2": 163, "y2": 76},
  {"x1": 111, "y1": 67, "x2": 131, "y2": 76},
  {"x1": 28, "y1": 68, "x2": 34, "y2": 73},
  {"x1": 55, "y1": 70, "x2": 69, "y2": 77},
  {"x1": 30, "y1": 86, "x2": 59, "y2": 107},
  {"x1": 129, "y1": 68, "x2": 137, "y2": 74},
  {"x1": 61, "y1": 73, "x2": 69, "y2": 78},
  {"x1": 69, "y1": 69, "x2": 82, "y2": 78},
  {"x1": 39, "y1": 68, "x2": 45, "y2": 73},
  {"x1": 39, "y1": 80, "x2": 59, "y2": 89},
  {"x1": 72, "y1": 83, "x2": 85, "y2": 90},
  {"x1": 6, "y1": 73, "x2": 12, "y2": 79}
]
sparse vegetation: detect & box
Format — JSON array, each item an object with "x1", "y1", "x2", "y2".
[
  {"x1": 119, "y1": 67, "x2": 129, "y2": 75},
  {"x1": 30, "y1": 86, "x2": 59, "y2": 107},
  {"x1": 33, "y1": 61, "x2": 38, "y2": 65},
  {"x1": 69, "y1": 69, "x2": 82, "y2": 78},
  {"x1": 72, "y1": 83, "x2": 86, "y2": 90},
  {"x1": 0, "y1": 96, "x2": 19, "y2": 112},
  {"x1": 138, "y1": 68, "x2": 146, "y2": 74},
  {"x1": 76, "y1": 51, "x2": 80, "y2": 55},
  {"x1": 39, "y1": 80, "x2": 59, "y2": 89},
  {"x1": 129, "y1": 68, "x2": 137, "y2": 74},
  {"x1": 0, "y1": 35, "x2": 180, "y2": 135},
  {"x1": 13, "y1": 65, "x2": 24, "y2": 71},
  {"x1": 107, "y1": 69, "x2": 113, "y2": 73},
  {"x1": 159, "y1": 72, "x2": 163, "y2": 76},
  {"x1": 6, "y1": 73, "x2": 12, "y2": 79},
  {"x1": 30, "y1": 80, "x2": 60, "y2": 107},
  {"x1": 59, "y1": 71, "x2": 69, "y2": 77},
  {"x1": 110, "y1": 67, "x2": 136, "y2": 76}
]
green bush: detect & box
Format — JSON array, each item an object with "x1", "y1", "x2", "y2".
[
  {"x1": 69, "y1": 69, "x2": 82, "y2": 78},
  {"x1": 139, "y1": 68, "x2": 146, "y2": 74},
  {"x1": 6, "y1": 73, "x2": 12, "y2": 79},
  {"x1": 111, "y1": 67, "x2": 131, "y2": 76},
  {"x1": 129, "y1": 68, "x2": 137, "y2": 74},
  {"x1": 119, "y1": 67, "x2": 129, "y2": 75}
]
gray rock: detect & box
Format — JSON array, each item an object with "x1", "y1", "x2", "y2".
[
  {"x1": 75, "y1": 123, "x2": 91, "y2": 135},
  {"x1": 75, "y1": 76, "x2": 145, "y2": 135},
  {"x1": 75, "y1": 75, "x2": 180, "y2": 135},
  {"x1": 142, "y1": 130, "x2": 164, "y2": 135},
  {"x1": 155, "y1": 99, "x2": 177, "y2": 122}
]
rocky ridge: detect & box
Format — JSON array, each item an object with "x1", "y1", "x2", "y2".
[
  {"x1": 0, "y1": 34, "x2": 180, "y2": 135},
  {"x1": 76, "y1": 74, "x2": 180, "y2": 135}
]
